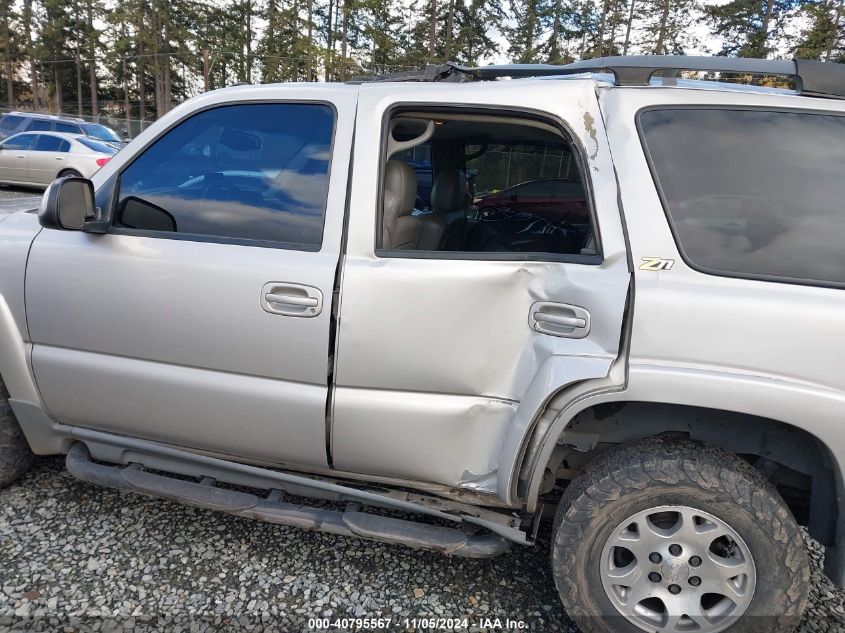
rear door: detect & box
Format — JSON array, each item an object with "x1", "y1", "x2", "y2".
[
  {"x1": 331, "y1": 80, "x2": 630, "y2": 491},
  {"x1": 28, "y1": 134, "x2": 71, "y2": 183},
  {"x1": 26, "y1": 86, "x2": 357, "y2": 468}
]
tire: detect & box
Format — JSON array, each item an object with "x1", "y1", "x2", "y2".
[
  {"x1": 0, "y1": 378, "x2": 34, "y2": 488},
  {"x1": 58, "y1": 169, "x2": 82, "y2": 178},
  {"x1": 551, "y1": 436, "x2": 809, "y2": 633}
]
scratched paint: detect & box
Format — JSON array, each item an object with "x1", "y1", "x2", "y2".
[{"x1": 583, "y1": 111, "x2": 600, "y2": 161}]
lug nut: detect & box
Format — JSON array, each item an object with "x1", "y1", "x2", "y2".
[
  {"x1": 648, "y1": 572, "x2": 662, "y2": 583},
  {"x1": 668, "y1": 584, "x2": 681, "y2": 595},
  {"x1": 689, "y1": 555, "x2": 702, "y2": 567},
  {"x1": 649, "y1": 552, "x2": 662, "y2": 564},
  {"x1": 668, "y1": 544, "x2": 682, "y2": 556},
  {"x1": 689, "y1": 576, "x2": 701, "y2": 587}
]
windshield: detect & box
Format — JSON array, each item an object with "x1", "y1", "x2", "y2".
[
  {"x1": 77, "y1": 137, "x2": 118, "y2": 154},
  {"x1": 82, "y1": 123, "x2": 121, "y2": 142}
]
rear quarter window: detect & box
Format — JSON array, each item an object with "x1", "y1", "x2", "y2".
[
  {"x1": 0, "y1": 115, "x2": 23, "y2": 131},
  {"x1": 639, "y1": 108, "x2": 845, "y2": 287},
  {"x1": 54, "y1": 122, "x2": 81, "y2": 134}
]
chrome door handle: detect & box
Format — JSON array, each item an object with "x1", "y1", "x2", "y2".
[
  {"x1": 533, "y1": 313, "x2": 587, "y2": 329},
  {"x1": 529, "y1": 301, "x2": 590, "y2": 339},
  {"x1": 264, "y1": 293, "x2": 318, "y2": 308},
  {"x1": 260, "y1": 282, "x2": 323, "y2": 317}
]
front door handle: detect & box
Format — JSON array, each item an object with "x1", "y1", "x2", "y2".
[
  {"x1": 529, "y1": 301, "x2": 590, "y2": 339},
  {"x1": 260, "y1": 282, "x2": 323, "y2": 317},
  {"x1": 264, "y1": 293, "x2": 318, "y2": 308}
]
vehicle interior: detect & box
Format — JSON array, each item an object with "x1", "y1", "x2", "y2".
[{"x1": 380, "y1": 111, "x2": 596, "y2": 258}]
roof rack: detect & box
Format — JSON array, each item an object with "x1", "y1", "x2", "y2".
[{"x1": 372, "y1": 56, "x2": 845, "y2": 99}]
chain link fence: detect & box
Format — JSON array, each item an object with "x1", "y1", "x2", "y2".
[{"x1": 0, "y1": 106, "x2": 155, "y2": 140}]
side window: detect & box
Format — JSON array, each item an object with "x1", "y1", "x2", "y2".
[
  {"x1": 380, "y1": 114, "x2": 594, "y2": 259},
  {"x1": 115, "y1": 103, "x2": 335, "y2": 249},
  {"x1": 640, "y1": 108, "x2": 845, "y2": 286},
  {"x1": 0, "y1": 115, "x2": 23, "y2": 132},
  {"x1": 2, "y1": 134, "x2": 36, "y2": 150},
  {"x1": 54, "y1": 122, "x2": 79, "y2": 134},
  {"x1": 34, "y1": 135, "x2": 66, "y2": 152},
  {"x1": 28, "y1": 119, "x2": 54, "y2": 132}
]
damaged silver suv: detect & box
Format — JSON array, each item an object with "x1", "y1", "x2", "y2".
[{"x1": 2, "y1": 55, "x2": 844, "y2": 633}]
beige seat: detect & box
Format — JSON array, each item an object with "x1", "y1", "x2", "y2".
[
  {"x1": 418, "y1": 169, "x2": 468, "y2": 251},
  {"x1": 382, "y1": 160, "x2": 421, "y2": 250}
]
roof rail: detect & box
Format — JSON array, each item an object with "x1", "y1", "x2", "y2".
[
  {"x1": 358, "y1": 64, "x2": 466, "y2": 84},
  {"x1": 373, "y1": 56, "x2": 845, "y2": 99}
]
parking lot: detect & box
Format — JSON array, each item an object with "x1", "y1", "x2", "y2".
[{"x1": 0, "y1": 187, "x2": 41, "y2": 213}]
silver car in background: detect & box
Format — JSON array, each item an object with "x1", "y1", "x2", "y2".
[{"x1": 0, "y1": 131, "x2": 116, "y2": 188}]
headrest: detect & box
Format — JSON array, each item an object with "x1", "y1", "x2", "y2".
[
  {"x1": 383, "y1": 160, "x2": 417, "y2": 224},
  {"x1": 431, "y1": 169, "x2": 467, "y2": 213}
]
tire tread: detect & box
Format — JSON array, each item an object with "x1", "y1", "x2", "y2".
[{"x1": 551, "y1": 436, "x2": 810, "y2": 631}]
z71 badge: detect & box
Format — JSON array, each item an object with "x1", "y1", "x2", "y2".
[{"x1": 639, "y1": 256, "x2": 675, "y2": 271}]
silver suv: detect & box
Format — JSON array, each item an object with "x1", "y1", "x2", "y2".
[
  {"x1": 0, "y1": 111, "x2": 125, "y2": 148},
  {"x1": 2, "y1": 55, "x2": 844, "y2": 633}
]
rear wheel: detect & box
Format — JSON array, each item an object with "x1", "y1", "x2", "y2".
[
  {"x1": 551, "y1": 436, "x2": 809, "y2": 633},
  {"x1": 58, "y1": 169, "x2": 82, "y2": 178},
  {"x1": 0, "y1": 378, "x2": 34, "y2": 488}
]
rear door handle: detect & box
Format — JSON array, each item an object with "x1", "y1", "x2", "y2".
[
  {"x1": 260, "y1": 283, "x2": 323, "y2": 317},
  {"x1": 533, "y1": 313, "x2": 586, "y2": 328},
  {"x1": 529, "y1": 301, "x2": 590, "y2": 338}
]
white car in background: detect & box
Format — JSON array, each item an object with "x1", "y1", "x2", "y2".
[{"x1": 0, "y1": 131, "x2": 116, "y2": 188}]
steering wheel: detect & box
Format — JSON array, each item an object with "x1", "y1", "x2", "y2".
[{"x1": 200, "y1": 176, "x2": 240, "y2": 202}]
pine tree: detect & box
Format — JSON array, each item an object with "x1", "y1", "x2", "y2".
[
  {"x1": 503, "y1": 0, "x2": 544, "y2": 63},
  {"x1": 0, "y1": 0, "x2": 16, "y2": 107},
  {"x1": 22, "y1": 0, "x2": 41, "y2": 108},
  {"x1": 706, "y1": 0, "x2": 799, "y2": 58},
  {"x1": 793, "y1": 0, "x2": 844, "y2": 62},
  {"x1": 637, "y1": 0, "x2": 699, "y2": 54},
  {"x1": 453, "y1": 0, "x2": 502, "y2": 65}
]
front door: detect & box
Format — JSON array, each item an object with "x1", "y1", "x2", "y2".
[
  {"x1": 331, "y1": 80, "x2": 630, "y2": 492},
  {"x1": 0, "y1": 133, "x2": 36, "y2": 183},
  {"x1": 25, "y1": 86, "x2": 358, "y2": 468}
]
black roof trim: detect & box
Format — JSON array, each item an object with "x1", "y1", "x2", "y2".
[{"x1": 370, "y1": 56, "x2": 845, "y2": 99}]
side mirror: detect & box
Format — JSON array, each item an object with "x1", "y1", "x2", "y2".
[{"x1": 39, "y1": 177, "x2": 95, "y2": 231}]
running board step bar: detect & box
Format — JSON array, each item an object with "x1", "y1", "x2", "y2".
[{"x1": 66, "y1": 443, "x2": 510, "y2": 558}]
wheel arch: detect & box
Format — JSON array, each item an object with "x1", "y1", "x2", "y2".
[
  {"x1": 0, "y1": 212, "x2": 68, "y2": 455},
  {"x1": 517, "y1": 364, "x2": 845, "y2": 585}
]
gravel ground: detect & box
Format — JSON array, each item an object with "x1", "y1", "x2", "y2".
[{"x1": 1, "y1": 457, "x2": 845, "y2": 633}]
